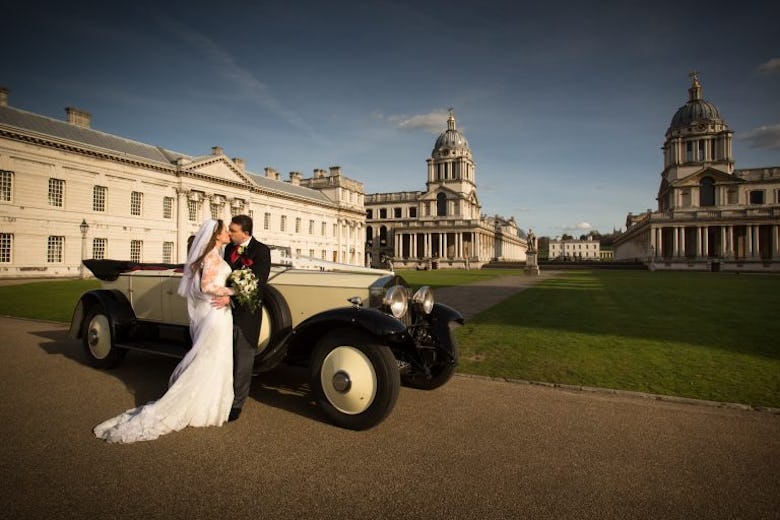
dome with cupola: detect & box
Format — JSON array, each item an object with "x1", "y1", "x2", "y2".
[
  {"x1": 433, "y1": 111, "x2": 471, "y2": 158},
  {"x1": 668, "y1": 73, "x2": 726, "y2": 133}
]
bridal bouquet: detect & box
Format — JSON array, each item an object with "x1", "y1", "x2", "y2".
[{"x1": 228, "y1": 267, "x2": 260, "y2": 312}]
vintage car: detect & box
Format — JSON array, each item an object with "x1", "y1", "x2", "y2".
[{"x1": 69, "y1": 256, "x2": 463, "y2": 430}]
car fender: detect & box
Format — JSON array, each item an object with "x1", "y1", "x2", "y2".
[
  {"x1": 424, "y1": 302, "x2": 465, "y2": 357},
  {"x1": 283, "y1": 307, "x2": 408, "y2": 364},
  {"x1": 68, "y1": 289, "x2": 135, "y2": 340}
]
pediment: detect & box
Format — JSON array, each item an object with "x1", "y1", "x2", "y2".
[
  {"x1": 420, "y1": 185, "x2": 461, "y2": 200},
  {"x1": 671, "y1": 167, "x2": 741, "y2": 187},
  {"x1": 183, "y1": 156, "x2": 256, "y2": 185}
]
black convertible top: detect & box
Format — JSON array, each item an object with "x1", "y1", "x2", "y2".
[{"x1": 83, "y1": 259, "x2": 183, "y2": 281}]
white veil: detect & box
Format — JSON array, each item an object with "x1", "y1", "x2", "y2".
[{"x1": 177, "y1": 219, "x2": 219, "y2": 299}]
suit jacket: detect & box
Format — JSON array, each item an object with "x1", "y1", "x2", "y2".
[{"x1": 224, "y1": 237, "x2": 271, "y2": 347}]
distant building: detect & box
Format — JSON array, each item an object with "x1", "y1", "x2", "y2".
[
  {"x1": 364, "y1": 112, "x2": 526, "y2": 269},
  {"x1": 548, "y1": 236, "x2": 601, "y2": 260},
  {"x1": 0, "y1": 87, "x2": 365, "y2": 279},
  {"x1": 614, "y1": 75, "x2": 780, "y2": 271}
]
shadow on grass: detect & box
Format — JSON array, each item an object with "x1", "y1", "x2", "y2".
[
  {"x1": 465, "y1": 270, "x2": 780, "y2": 360},
  {"x1": 33, "y1": 327, "x2": 324, "y2": 424}
]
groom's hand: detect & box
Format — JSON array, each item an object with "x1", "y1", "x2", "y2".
[{"x1": 212, "y1": 295, "x2": 231, "y2": 309}]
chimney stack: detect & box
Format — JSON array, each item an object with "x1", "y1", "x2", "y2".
[
  {"x1": 264, "y1": 167, "x2": 279, "y2": 180},
  {"x1": 329, "y1": 166, "x2": 342, "y2": 177},
  {"x1": 211, "y1": 146, "x2": 223, "y2": 156},
  {"x1": 65, "y1": 106, "x2": 91, "y2": 128},
  {"x1": 289, "y1": 171, "x2": 302, "y2": 186},
  {"x1": 233, "y1": 157, "x2": 245, "y2": 171},
  {"x1": 0, "y1": 87, "x2": 8, "y2": 107}
]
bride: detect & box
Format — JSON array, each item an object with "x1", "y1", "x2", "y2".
[{"x1": 94, "y1": 219, "x2": 235, "y2": 443}]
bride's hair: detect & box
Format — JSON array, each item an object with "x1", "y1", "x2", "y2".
[{"x1": 190, "y1": 219, "x2": 224, "y2": 273}]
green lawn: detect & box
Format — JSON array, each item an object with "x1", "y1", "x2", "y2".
[
  {"x1": 455, "y1": 270, "x2": 780, "y2": 408},
  {"x1": 0, "y1": 279, "x2": 100, "y2": 323},
  {"x1": 1, "y1": 270, "x2": 778, "y2": 407}
]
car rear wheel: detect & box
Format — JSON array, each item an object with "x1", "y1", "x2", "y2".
[
  {"x1": 82, "y1": 310, "x2": 127, "y2": 369},
  {"x1": 310, "y1": 329, "x2": 399, "y2": 430}
]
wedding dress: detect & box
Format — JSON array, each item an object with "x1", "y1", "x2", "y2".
[{"x1": 93, "y1": 243, "x2": 235, "y2": 443}]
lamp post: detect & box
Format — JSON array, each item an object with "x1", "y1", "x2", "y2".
[{"x1": 79, "y1": 219, "x2": 89, "y2": 279}]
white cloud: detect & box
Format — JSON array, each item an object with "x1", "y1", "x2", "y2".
[
  {"x1": 154, "y1": 14, "x2": 326, "y2": 145},
  {"x1": 377, "y1": 109, "x2": 450, "y2": 134},
  {"x1": 739, "y1": 124, "x2": 780, "y2": 150},
  {"x1": 757, "y1": 58, "x2": 780, "y2": 74}
]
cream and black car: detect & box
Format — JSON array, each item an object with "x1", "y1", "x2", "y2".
[{"x1": 69, "y1": 256, "x2": 463, "y2": 430}]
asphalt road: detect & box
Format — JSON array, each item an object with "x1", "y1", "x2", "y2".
[{"x1": 1, "y1": 316, "x2": 778, "y2": 520}]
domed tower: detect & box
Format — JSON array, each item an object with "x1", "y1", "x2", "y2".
[
  {"x1": 660, "y1": 73, "x2": 734, "y2": 188},
  {"x1": 425, "y1": 111, "x2": 480, "y2": 219}
]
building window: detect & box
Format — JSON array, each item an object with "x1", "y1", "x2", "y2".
[
  {"x1": 47, "y1": 236, "x2": 64, "y2": 263},
  {"x1": 749, "y1": 190, "x2": 765, "y2": 205},
  {"x1": 92, "y1": 238, "x2": 107, "y2": 260},
  {"x1": 163, "y1": 197, "x2": 174, "y2": 219},
  {"x1": 130, "y1": 240, "x2": 143, "y2": 262},
  {"x1": 210, "y1": 202, "x2": 222, "y2": 219},
  {"x1": 321, "y1": 250, "x2": 326, "y2": 260},
  {"x1": 295, "y1": 218, "x2": 301, "y2": 233},
  {"x1": 309, "y1": 220, "x2": 314, "y2": 234},
  {"x1": 727, "y1": 188, "x2": 738, "y2": 205},
  {"x1": 437, "y1": 193, "x2": 447, "y2": 216},
  {"x1": 163, "y1": 241, "x2": 174, "y2": 263},
  {"x1": 394, "y1": 207, "x2": 402, "y2": 218},
  {"x1": 379, "y1": 208, "x2": 387, "y2": 219},
  {"x1": 321, "y1": 222, "x2": 327, "y2": 236},
  {"x1": 280, "y1": 215, "x2": 287, "y2": 232},
  {"x1": 0, "y1": 233, "x2": 12, "y2": 262},
  {"x1": 309, "y1": 249, "x2": 315, "y2": 257},
  {"x1": 187, "y1": 200, "x2": 198, "y2": 221},
  {"x1": 264, "y1": 212, "x2": 271, "y2": 231},
  {"x1": 366, "y1": 209, "x2": 373, "y2": 219},
  {"x1": 776, "y1": 189, "x2": 780, "y2": 204},
  {"x1": 409, "y1": 207, "x2": 417, "y2": 218},
  {"x1": 699, "y1": 177, "x2": 715, "y2": 207},
  {"x1": 685, "y1": 141, "x2": 693, "y2": 162},
  {"x1": 0, "y1": 170, "x2": 13, "y2": 201},
  {"x1": 131, "y1": 191, "x2": 143, "y2": 216},
  {"x1": 295, "y1": 248, "x2": 301, "y2": 256},
  {"x1": 93, "y1": 186, "x2": 107, "y2": 212},
  {"x1": 48, "y1": 178, "x2": 64, "y2": 207}
]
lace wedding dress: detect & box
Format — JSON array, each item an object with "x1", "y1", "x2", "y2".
[{"x1": 93, "y1": 248, "x2": 235, "y2": 443}]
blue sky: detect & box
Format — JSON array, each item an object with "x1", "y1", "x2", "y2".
[{"x1": 4, "y1": 0, "x2": 779, "y2": 237}]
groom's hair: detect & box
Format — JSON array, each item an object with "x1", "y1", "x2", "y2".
[{"x1": 231, "y1": 214, "x2": 253, "y2": 235}]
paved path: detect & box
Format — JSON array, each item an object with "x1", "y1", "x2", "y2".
[
  {"x1": 1, "y1": 315, "x2": 778, "y2": 519},
  {"x1": 433, "y1": 270, "x2": 559, "y2": 320}
]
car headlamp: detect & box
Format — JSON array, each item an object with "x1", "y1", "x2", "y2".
[
  {"x1": 412, "y1": 286, "x2": 434, "y2": 315},
  {"x1": 383, "y1": 285, "x2": 408, "y2": 319}
]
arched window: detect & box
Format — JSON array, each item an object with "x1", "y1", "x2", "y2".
[
  {"x1": 366, "y1": 226, "x2": 373, "y2": 246},
  {"x1": 437, "y1": 193, "x2": 447, "y2": 217},
  {"x1": 700, "y1": 177, "x2": 715, "y2": 207},
  {"x1": 379, "y1": 226, "x2": 388, "y2": 246}
]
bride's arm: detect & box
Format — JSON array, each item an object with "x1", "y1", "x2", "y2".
[{"x1": 201, "y1": 252, "x2": 234, "y2": 297}]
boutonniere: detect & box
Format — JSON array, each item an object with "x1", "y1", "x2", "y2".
[{"x1": 237, "y1": 246, "x2": 246, "y2": 256}]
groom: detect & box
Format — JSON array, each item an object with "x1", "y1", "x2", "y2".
[{"x1": 214, "y1": 214, "x2": 271, "y2": 422}]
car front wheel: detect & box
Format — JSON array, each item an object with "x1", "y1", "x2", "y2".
[
  {"x1": 310, "y1": 330, "x2": 400, "y2": 430},
  {"x1": 82, "y1": 310, "x2": 127, "y2": 369}
]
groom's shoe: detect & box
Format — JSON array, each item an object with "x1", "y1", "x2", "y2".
[{"x1": 228, "y1": 407, "x2": 242, "y2": 422}]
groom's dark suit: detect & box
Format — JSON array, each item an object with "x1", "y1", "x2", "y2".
[{"x1": 224, "y1": 237, "x2": 271, "y2": 411}]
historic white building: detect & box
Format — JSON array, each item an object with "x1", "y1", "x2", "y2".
[
  {"x1": 365, "y1": 113, "x2": 526, "y2": 269},
  {"x1": 548, "y1": 236, "x2": 601, "y2": 260},
  {"x1": 614, "y1": 75, "x2": 780, "y2": 271},
  {"x1": 0, "y1": 88, "x2": 365, "y2": 279}
]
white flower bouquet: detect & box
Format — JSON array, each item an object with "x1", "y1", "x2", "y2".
[{"x1": 228, "y1": 267, "x2": 260, "y2": 312}]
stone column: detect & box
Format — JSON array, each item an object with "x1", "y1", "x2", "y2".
[
  {"x1": 176, "y1": 189, "x2": 189, "y2": 263},
  {"x1": 673, "y1": 227, "x2": 680, "y2": 257},
  {"x1": 702, "y1": 226, "x2": 709, "y2": 258}
]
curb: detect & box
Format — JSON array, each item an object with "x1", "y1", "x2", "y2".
[{"x1": 454, "y1": 372, "x2": 780, "y2": 415}]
